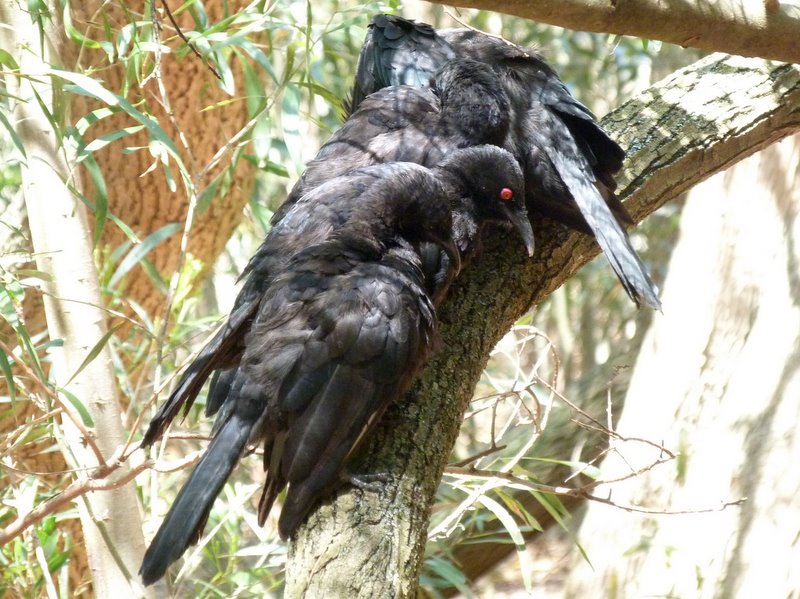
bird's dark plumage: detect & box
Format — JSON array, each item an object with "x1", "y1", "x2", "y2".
[
  {"x1": 271, "y1": 57, "x2": 513, "y2": 224},
  {"x1": 139, "y1": 146, "x2": 532, "y2": 585},
  {"x1": 346, "y1": 14, "x2": 660, "y2": 310}
]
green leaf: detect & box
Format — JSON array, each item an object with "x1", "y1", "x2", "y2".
[
  {"x1": 281, "y1": 84, "x2": 304, "y2": 177},
  {"x1": 109, "y1": 222, "x2": 181, "y2": 288},
  {"x1": 79, "y1": 153, "x2": 109, "y2": 246},
  {"x1": 0, "y1": 109, "x2": 27, "y2": 158},
  {"x1": 52, "y1": 70, "x2": 186, "y2": 173},
  {"x1": 77, "y1": 125, "x2": 145, "y2": 159},
  {"x1": 14, "y1": 269, "x2": 53, "y2": 282},
  {"x1": 0, "y1": 345, "x2": 16, "y2": 403},
  {"x1": 58, "y1": 388, "x2": 94, "y2": 427},
  {"x1": 477, "y1": 494, "x2": 535, "y2": 594},
  {"x1": 0, "y1": 49, "x2": 19, "y2": 70},
  {"x1": 62, "y1": 1, "x2": 102, "y2": 49},
  {"x1": 65, "y1": 323, "x2": 122, "y2": 387}
]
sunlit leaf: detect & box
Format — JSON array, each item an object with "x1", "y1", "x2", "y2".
[
  {"x1": 0, "y1": 345, "x2": 16, "y2": 403},
  {"x1": 109, "y1": 222, "x2": 181, "y2": 288},
  {"x1": 476, "y1": 494, "x2": 535, "y2": 594},
  {"x1": 65, "y1": 324, "x2": 123, "y2": 386},
  {"x1": 58, "y1": 387, "x2": 94, "y2": 427},
  {"x1": 281, "y1": 83, "x2": 304, "y2": 176}
]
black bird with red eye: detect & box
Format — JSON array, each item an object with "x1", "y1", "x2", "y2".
[
  {"x1": 349, "y1": 14, "x2": 661, "y2": 310},
  {"x1": 138, "y1": 146, "x2": 532, "y2": 586}
]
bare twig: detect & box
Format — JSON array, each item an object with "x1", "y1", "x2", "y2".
[
  {"x1": 0, "y1": 339, "x2": 106, "y2": 467},
  {"x1": 159, "y1": 0, "x2": 221, "y2": 80},
  {"x1": 0, "y1": 450, "x2": 202, "y2": 546},
  {"x1": 442, "y1": 467, "x2": 745, "y2": 516}
]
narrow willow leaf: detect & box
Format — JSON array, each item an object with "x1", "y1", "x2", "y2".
[
  {"x1": 58, "y1": 387, "x2": 94, "y2": 427},
  {"x1": 281, "y1": 84, "x2": 304, "y2": 177},
  {"x1": 109, "y1": 222, "x2": 180, "y2": 288},
  {"x1": 0, "y1": 109, "x2": 27, "y2": 158},
  {"x1": 477, "y1": 494, "x2": 535, "y2": 594},
  {"x1": 65, "y1": 323, "x2": 122, "y2": 387},
  {"x1": 0, "y1": 346, "x2": 17, "y2": 403}
]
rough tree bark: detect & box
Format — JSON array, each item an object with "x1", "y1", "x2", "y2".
[
  {"x1": 284, "y1": 54, "x2": 800, "y2": 598},
  {"x1": 564, "y1": 134, "x2": 800, "y2": 599},
  {"x1": 69, "y1": 1, "x2": 256, "y2": 322},
  {"x1": 432, "y1": 0, "x2": 800, "y2": 65}
]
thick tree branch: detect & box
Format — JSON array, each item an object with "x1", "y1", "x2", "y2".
[
  {"x1": 434, "y1": 0, "x2": 800, "y2": 65},
  {"x1": 285, "y1": 53, "x2": 800, "y2": 598}
]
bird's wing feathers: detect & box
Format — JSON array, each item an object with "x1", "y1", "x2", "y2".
[
  {"x1": 349, "y1": 14, "x2": 455, "y2": 115},
  {"x1": 141, "y1": 296, "x2": 258, "y2": 446},
  {"x1": 238, "y1": 248, "x2": 433, "y2": 538}
]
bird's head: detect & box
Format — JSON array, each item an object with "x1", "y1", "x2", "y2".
[{"x1": 438, "y1": 145, "x2": 535, "y2": 257}]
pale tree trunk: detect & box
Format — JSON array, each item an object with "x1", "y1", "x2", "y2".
[
  {"x1": 284, "y1": 56, "x2": 800, "y2": 597},
  {"x1": 433, "y1": 0, "x2": 800, "y2": 64},
  {"x1": 1, "y1": 1, "x2": 150, "y2": 596},
  {"x1": 1, "y1": 2, "x2": 256, "y2": 592},
  {"x1": 564, "y1": 134, "x2": 800, "y2": 598}
]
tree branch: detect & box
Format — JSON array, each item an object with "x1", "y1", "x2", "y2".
[
  {"x1": 284, "y1": 52, "x2": 800, "y2": 598},
  {"x1": 434, "y1": 0, "x2": 800, "y2": 65}
]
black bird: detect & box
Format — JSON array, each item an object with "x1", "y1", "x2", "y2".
[
  {"x1": 271, "y1": 56, "x2": 513, "y2": 224},
  {"x1": 346, "y1": 14, "x2": 661, "y2": 310},
  {"x1": 142, "y1": 146, "x2": 531, "y2": 449},
  {"x1": 140, "y1": 149, "x2": 533, "y2": 585}
]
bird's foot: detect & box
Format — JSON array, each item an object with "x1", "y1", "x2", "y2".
[{"x1": 344, "y1": 471, "x2": 390, "y2": 493}]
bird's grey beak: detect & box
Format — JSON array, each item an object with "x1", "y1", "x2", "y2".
[
  {"x1": 436, "y1": 235, "x2": 462, "y2": 276},
  {"x1": 500, "y1": 205, "x2": 535, "y2": 257}
]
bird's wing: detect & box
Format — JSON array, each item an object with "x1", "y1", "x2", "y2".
[
  {"x1": 527, "y1": 109, "x2": 660, "y2": 309},
  {"x1": 141, "y1": 294, "x2": 258, "y2": 446},
  {"x1": 518, "y1": 64, "x2": 660, "y2": 308},
  {"x1": 242, "y1": 246, "x2": 434, "y2": 538},
  {"x1": 348, "y1": 13, "x2": 455, "y2": 115}
]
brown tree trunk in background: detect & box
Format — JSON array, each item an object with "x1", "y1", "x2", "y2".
[
  {"x1": 564, "y1": 135, "x2": 800, "y2": 598},
  {"x1": 1, "y1": 3, "x2": 256, "y2": 593},
  {"x1": 69, "y1": 2, "x2": 255, "y2": 322}
]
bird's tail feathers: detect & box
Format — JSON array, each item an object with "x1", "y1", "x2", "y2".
[
  {"x1": 139, "y1": 412, "x2": 255, "y2": 586},
  {"x1": 545, "y1": 145, "x2": 661, "y2": 310}
]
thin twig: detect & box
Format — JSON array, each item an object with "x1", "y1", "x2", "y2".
[
  {"x1": 159, "y1": 0, "x2": 221, "y2": 80},
  {"x1": 451, "y1": 444, "x2": 508, "y2": 468},
  {"x1": 0, "y1": 339, "x2": 106, "y2": 467},
  {"x1": 442, "y1": 467, "x2": 745, "y2": 516},
  {"x1": 0, "y1": 451, "x2": 202, "y2": 546}
]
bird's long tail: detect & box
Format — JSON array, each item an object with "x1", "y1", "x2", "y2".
[
  {"x1": 542, "y1": 135, "x2": 661, "y2": 310},
  {"x1": 139, "y1": 412, "x2": 254, "y2": 586}
]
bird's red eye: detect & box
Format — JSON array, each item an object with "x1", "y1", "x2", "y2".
[{"x1": 499, "y1": 187, "x2": 514, "y2": 202}]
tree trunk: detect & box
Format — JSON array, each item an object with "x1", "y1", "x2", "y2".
[
  {"x1": 564, "y1": 134, "x2": 800, "y2": 598},
  {"x1": 285, "y1": 55, "x2": 800, "y2": 597}
]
